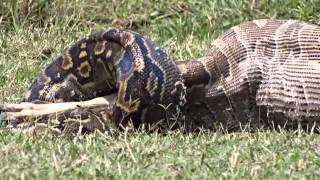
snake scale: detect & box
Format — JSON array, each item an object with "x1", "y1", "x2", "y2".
[{"x1": 19, "y1": 19, "x2": 320, "y2": 131}]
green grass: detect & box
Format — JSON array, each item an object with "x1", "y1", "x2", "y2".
[
  {"x1": 1, "y1": 129, "x2": 320, "y2": 179},
  {"x1": 1, "y1": 0, "x2": 320, "y2": 178}
]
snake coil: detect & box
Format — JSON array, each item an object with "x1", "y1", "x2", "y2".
[{"x1": 22, "y1": 28, "x2": 185, "y2": 128}]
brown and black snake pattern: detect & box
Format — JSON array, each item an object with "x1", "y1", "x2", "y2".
[
  {"x1": 20, "y1": 19, "x2": 320, "y2": 131},
  {"x1": 179, "y1": 19, "x2": 320, "y2": 130},
  {"x1": 21, "y1": 28, "x2": 184, "y2": 128}
]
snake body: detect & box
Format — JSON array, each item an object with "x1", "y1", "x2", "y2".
[
  {"x1": 22, "y1": 29, "x2": 183, "y2": 127},
  {"x1": 22, "y1": 19, "x2": 320, "y2": 130},
  {"x1": 179, "y1": 19, "x2": 320, "y2": 130}
]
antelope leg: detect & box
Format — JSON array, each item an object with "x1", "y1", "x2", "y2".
[{"x1": 0, "y1": 94, "x2": 116, "y2": 120}]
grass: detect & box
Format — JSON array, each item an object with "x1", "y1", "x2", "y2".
[
  {"x1": 1, "y1": 129, "x2": 320, "y2": 179},
  {"x1": 1, "y1": 0, "x2": 320, "y2": 178}
]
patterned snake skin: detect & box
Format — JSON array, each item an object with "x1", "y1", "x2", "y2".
[
  {"x1": 21, "y1": 19, "x2": 320, "y2": 130},
  {"x1": 21, "y1": 28, "x2": 184, "y2": 128},
  {"x1": 178, "y1": 19, "x2": 320, "y2": 130}
]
